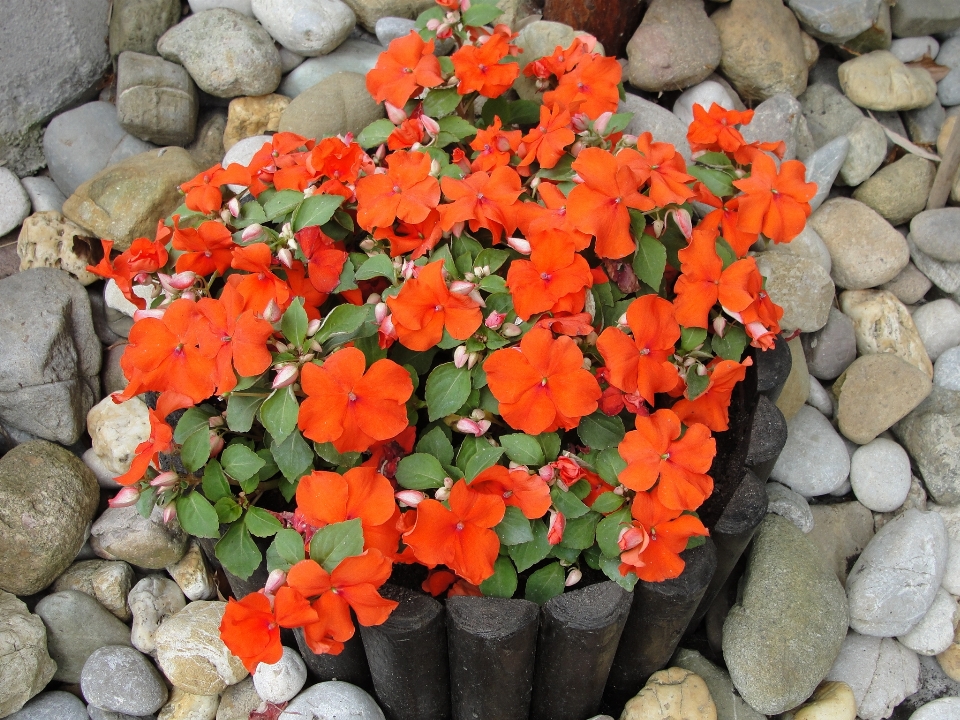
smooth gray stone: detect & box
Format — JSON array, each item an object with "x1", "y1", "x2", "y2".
[
  {"x1": 109, "y1": 0, "x2": 181, "y2": 56},
  {"x1": 934, "y1": 346, "x2": 960, "y2": 391},
  {"x1": 740, "y1": 93, "x2": 804, "y2": 160},
  {"x1": 672, "y1": 80, "x2": 735, "y2": 127},
  {"x1": 116, "y1": 51, "x2": 198, "y2": 145},
  {"x1": 809, "y1": 57, "x2": 842, "y2": 92},
  {"x1": 90, "y1": 505, "x2": 188, "y2": 569},
  {"x1": 895, "y1": 386, "x2": 960, "y2": 505},
  {"x1": 375, "y1": 16, "x2": 416, "y2": 46},
  {"x1": 909, "y1": 234, "x2": 960, "y2": 294},
  {"x1": 766, "y1": 481, "x2": 814, "y2": 532},
  {"x1": 827, "y1": 633, "x2": 920, "y2": 720},
  {"x1": 620, "y1": 93, "x2": 692, "y2": 162},
  {"x1": 277, "y1": 39, "x2": 382, "y2": 98},
  {"x1": 20, "y1": 176, "x2": 66, "y2": 213},
  {"x1": 891, "y1": 36, "x2": 940, "y2": 63},
  {"x1": 0, "y1": 169, "x2": 31, "y2": 235},
  {"x1": 904, "y1": 99, "x2": 946, "y2": 146},
  {"x1": 911, "y1": 697, "x2": 960, "y2": 720},
  {"x1": 6, "y1": 691, "x2": 87, "y2": 720},
  {"x1": 912, "y1": 208, "x2": 960, "y2": 263},
  {"x1": 88, "y1": 706, "x2": 156, "y2": 720},
  {"x1": 279, "y1": 682, "x2": 385, "y2": 720},
  {"x1": 804, "y1": 136, "x2": 850, "y2": 211},
  {"x1": 251, "y1": 0, "x2": 355, "y2": 57},
  {"x1": 788, "y1": 0, "x2": 883, "y2": 43},
  {"x1": 803, "y1": 306, "x2": 858, "y2": 381},
  {"x1": 770, "y1": 405, "x2": 851, "y2": 497},
  {"x1": 937, "y1": 37, "x2": 960, "y2": 107},
  {"x1": 891, "y1": 0, "x2": 960, "y2": 39},
  {"x1": 81, "y1": 646, "x2": 168, "y2": 716}
]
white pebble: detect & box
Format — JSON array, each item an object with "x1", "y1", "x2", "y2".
[
  {"x1": 899, "y1": 588, "x2": 959, "y2": 656},
  {"x1": 912, "y1": 299, "x2": 960, "y2": 361},
  {"x1": 0, "y1": 167, "x2": 31, "y2": 235},
  {"x1": 807, "y1": 375, "x2": 834, "y2": 416},
  {"x1": 850, "y1": 438, "x2": 912, "y2": 512},
  {"x1": 934, "y1": 346, "x2": 960, "y2": 391},
  {"x1": 890, "y1": 37, "x2": 940, "y2": 64},
  {"x1": 253, "y1": 646, "x2": 307, "y2": 703},
  {"x1": 672, "y1": 80, "x2": 734, "y2": 127}
]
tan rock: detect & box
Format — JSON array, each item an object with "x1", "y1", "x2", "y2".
[
  {"x1": 215, "y1": 677, "x2": 262, "y2": 720},
  {"x1": 154, "y1": 601, "x2": 248, "y2": 695},
  {"x1": 87, "y1": 395, "x2": 151, "y2": 475},
  {"x1": 340, "y1": 0, "x2": 436, "y2": 32},
  {"x1": 839, "y1": 289, "x2": 933, "y2": 378},
  {"x1": 63, "y1": 147, "x2": 200, "y2": 251},
  {"x1": 838, "y1": 50, "x2": 938, "y2": 112},
  {"x1": 776, "y1": 337, "x2": 810, "y2": 421},
  {"x1": 801, "y1": 31, "x2": 819, "y2": 69},
  {"x1": 756, "y1": 251, "x2": 835, "y2": 332},
  {"x1": 166, "y1": 540, "x2": 217, "y2": 601},
  {"x1": 621, "y1": 667, "x2": 717, "y2": 720},
  {"x1": 0, "y1": 591, "x2": 57, "y2": 718},
  {"x1": 17, "y1": 211, "x2": 101, "y2": 284},
  {"x1": 937, "y1": 623, "x2": 960, "y2": 682},
  {"x1": 938, "y1": 116, "x2": 957, "y2": 156},
  {"x1": 808, "y1": 502, "x2": 875, "y2": 584},
  {"x1": 789, "y1": 681, "x2": 857, "y2": 720},
  {"x1": 52, "y1": 559, "x2": 135, "y2": 621},
  {"x1": 836, "y1": 353, "x2": 932, "y2": 444},
  {"x1": 223, "y1": 94, "x2": 289, "y2": 151},
  {"x1": 158, "y1": 687, "x2": 220, "y2": 720},
  {"x1": 278, "y1": 71, "x2": 383, "y2": 142}
]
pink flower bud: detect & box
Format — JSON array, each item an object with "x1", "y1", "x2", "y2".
[
  {"x1": 227, "y1": 197, "x2": 241, "y2": 218},
  {"x1": 374, "y1": 144, "x2": 387, "y2": 163},
  {"x1": 209, "y1": 415, "x2": 225, "y2": 428},
  {"x1": 179, "y1": 290, "x2": 197, "y2": 302},
  {"x1": 149, "y1": 471, "x2": 179, "y2": 489},
  {"x1": 396, "y1": 490, "x2": 427, "y2": 507},
  {"x1": 618, "y1": 525, "x2": 649, "y2": 554},
  {"x1": 460, "y1": 0, "x2": 470, "y2": 10},
  {"x1": 265, "y1": 569, "x2": 287, "y2": 595},
  {"x1": 468, "y1": 289, "x2": 486, "y2": 307},
  {"x1": 435, "y1": 485, "x2": 451, "y2": 501},
  {"x1": 565, "y1": 567, "x2": 582, "y2": 587},
  {"x1": 485, "y1": 311, "x2": 506, "y2": 329},
  {"x1": 426, "y1": 17, "x2": 441, "y2": 30},
  {"x1": 373, "y1": 303, "x2": 388, "y2": 326},
  {"x1": 538, "y1": 465, "x2": 555, "y2": 482},
  {"x1": 421, "y1": 115, "x2": 440, "y2": 136},
  {"x1": 547, "y1": 511, "x2": 566, "y2": 546},
  {"x1": 272, "y1": 365, "x2": 299, "y2": 389},
  {"x1": 449, "y1": 280, "x2": 476, "y2": 295},
  {"x1": 505, "y1": 236, "x2": 532, "y2": 254},
  {"x1": 453, "y1": 345, "x2": 469, "y2": 368},
  {"x1": 359, "y1": 237, "x2": 376, "y2": 252},
  {"x1": 262, "y1": 299, "x2": 282, "y2": 323},
  {"x1": 385, "y1": 101, "x2": 408, "y2": 124},
  {"x1": 455, "y1": 418, "x2": 490, "y2": 436},
  {"x1": 569, "y1": 141, "x2": 584, "y2": 157},
  {"x1": 307, "y1": 318, "x2": 322, "y2": 336},
  {"x1": 593, "y1": 111, "x2": 613, "y2": 136},
  {"x1": 467, "y1": 351, "x2": 481, "y2": 370},
  {"x1": 401, "y1": 260, "x2": 417, "y2": 279},
  {"x1": 242, "y1": 224, "x2": 264, "y2": 242},
  {"x1": 209, "y1": 432, "x2": 224, "y2": 456},
  {"x1": 277, "y1": 248, "x2": 293, "y2": 268},
  {"x1": 571, "y1": 113, "x2": 590, "y2": 133},
  {"x1": 162, "y1": 504, "x2": 177, "y2": 524},
  {"x1": 501, "y1": 322, "x2": 522, "y2": 338},
  {"x1": 133, "y1": 308, "x2": 165, "y2": 322},
  {"x1": 621, "y1": 134, "x2": 638, "y2": 145},
  {"x1": 108, "y1": 486, "x2": 141, "y2": 508},
  {"x1": 672, "y1": 208, "x2": 693, "y2": 239},
  {"x1": 470, "y1": 409, "x2": 486, "y2": 421}
]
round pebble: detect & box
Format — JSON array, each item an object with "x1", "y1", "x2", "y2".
[
  {"x1": 80, "y1": 646, "x2": 168, "y2": 716},
  {"x1": 910, "y1": 697, "x2": 960, "y2": 720},
  {"x1": 912, "y1": 299, "x2": 960, "y2": 361},
  {"x1": 0, "y1": 167, "x2": 31, "y2": 235},
  {"x1": 7, "y1": 691, "x2": 88, "y2": 720},
  {"x1": 807, "y1": 375, "x2": 834, "y2": 416},
  {"x1": 253, "y1": 646, "x2": 307, "y2": 703},
  {"x1": 766, "y1": 481, "x2": 814, "y2": 533},
  {"x1": 850, "y1": 438, "x2": 912, "y2": 513},
  {"x1": 899, "y1": 588, "x2": 959, "y2": 656},
  {"x1": 934, "y1": 346, "x2": 960, "y2": 391},
  {"x1": 891, "y1": 37, "x2": 940, "y2": 64},
  {"x1": 770, "y1": 405, "x2": 851, "y2": 497},
  {"x1": 672, "y1": 80, "x2": 735, "y2": 127}
]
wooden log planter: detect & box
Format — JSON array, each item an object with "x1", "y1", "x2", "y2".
[{"x1": 190, "y1": 341, "x2": 791, "y2": 720}]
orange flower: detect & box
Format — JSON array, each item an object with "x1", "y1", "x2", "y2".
[
  {"x1": 385, "y1": 260, "x2": 483, "y2": 351},
  {"x1": 284, "y1": 260, "x2": 328, "y2": 321},
  {"x1": 717, "y1": 257, "x2": 783, "y2": 349},
  {"x1": 286, "y1": 552, "x2": 398, "y2": 656},
  {"x1": 308, "y1": 137, "x2": 364, "y2": 199},
  {"x1": 219, "y1": 592, "x2": 283, "y2": 672},
  {"x1": 113, "y1": 408, "x2": 173, "y2": 486},
  {"x1": 451, "y1": 33, "x2": 519, "y2": 98},
  {"x1": 596, "y1": 295, "x2": 680, "y2": 404},
  {"x1": 672, "y1": 357, "x2": 751, "y2": 432},
  {"x1": 87, "y1": 223, "x2": 171, "y2": 309},
  {"x1": 543, "y1": 53, "x2": 621, "y2": 119},
  {"x1": 517, "y1": 183, "x2": 590, "y2": 251},
  {"x1": 298, "y1": 347, "x2": 413, "y2": 453},
  {"x1": 374, "y1": 209, "x2": 443, "y2": 259},
  {"x1": 438, "y1": 165, "x2": 522, "y2": 243},
  {"x1": 470, "y1": 465, "x2": 552, "y2": 519},
  {"x1": 506, "y1": 232, "x2": 593, "y2": 320},
  {"x1": 519, "y1": 103, "x2": 575, "y2": 168},
  {"x1": 687, "y1": 103, "x2": 753, "y2": 156},
  {"x1": 732, "y1": 153, "x2": 816, "y2": 244},
  {"x1": 295, "y1": 225, "x2": 348, "y2": 294},
  {"x1": 172, "y1": 217, "x2": 235, "y2": 277},
  {"x1": 388, "y1": 117, "x2": 426, "y2": 150},
  {"x1": 618, "y1": 492, "x2": 708, "y2": 582},
  {"x1": 355, "y1": 150, "x2": 440, "y2": 233},
  {"x1": 230, "y1": 243, "x2": 292, "y2": 314},
  {"x1": 484, "y1": 327, "x2": 601, "y2": 434},
  {"x1": 366, "y1": 32, "x2": 443, "y2": 109},
  {"x1": 403, "y1": 479, "x2": 505, "y2": 585},
  {"x1": 523, "y1": 37, "x2": 592, "y2": 81},
  {"x1": 180, "y1": 163, "x2": 251, "y2": 215},
  {"x1": 470, "y1": 116, "x2": 522, "y2": 172},
  {"x1": 618, "y1": 409, "x2": 716, "y2": 511},
  {"x1": 627, "y1": 134, "x2": 695, "y2": 208},
  {"x1": 568, "y1": 148, "x2": 654, "y2": 259},
  {"x1": 693, "y1": 184, "x2": 757, "y2": 258}
]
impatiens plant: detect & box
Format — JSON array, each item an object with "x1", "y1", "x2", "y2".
[{"x1": 88, "y1": 0, "x2": 815, "y2": 673}]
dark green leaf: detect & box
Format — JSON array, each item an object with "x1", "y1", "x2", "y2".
[
  {"x1": 632, "y1": 233, "x2": 667, "y2": 291},
  {"x1": 263, "y1": 189, "x2": 305, "y2": 221},
  {"x1": 687, "y1": 164, "x2": 735, "y2": 198},
  {"x1": 495, "y1": 505, "x2": 535, "y2": 545},
  {"x1": 524, "y1": 562, "x2": 565, "y2": 605},
  {"x1": 595, "y1": 448, "x2": 627, "y2": 486},
  {"x1": 480, "y1": 556, "x2": 518, "y2": 598},
  {"x1": 596, "y1": 508, "x2": 631, "y2": 556},
  {"x1": 396, "y1": 453, "x2": 447, "y2": 490},
  {"x1": 313, "y1": 442, "x2": 361, "y2": 467},
  {"x1": 680, "y1": 326, "x2": 707, "y2": 352},
  {"x1": 712, "y1": 326, "x2": 748, "y2": 361},
  {"x1": 591, "y1": 491, "x2": 624, "y2": 514},
  {"x1": 315, "y1": 304, "x2": 369, "y2": 345},
  {"x1": 464, "y1": 444, "x2": 504, "y2": 482},
  {"x1": 256, "y1": 447, "x2": 279, "y2": 483},
  {"x1": 577, "y1": 412, "x2": 625, "y2": 451},
  {"x1": 281, "y1": 298, "x2": 309, "y2": 349},
  {"x1": 508, "y1": 519, "x2": 551, "y2": 572},
  {"x1": 176, "y1": 492, "x2": 219, "y2": 538},
  {"x1": 686, "y1": 365, "x2": 710, "y2": 400},
  {"x1": 462, "y1": 2, "x2": 503, "y2": 26},
  {"x1": 214, "y1": 496, "x2": 243, "y2": 524},
  {"x1": 601, "y1": 112, "x2": 633, "y2": 136},
  {"x1": 215, "y1": 523, "x2": 262, "y2": 580},
  {"x1": 245, "y1": 506, "x2": 282, "y2": 537},
  {"x1": 508, "y1": 100, "x2": 541, "y2": 126},
  {"x1": 333, "y1": 255, "x2": 357, "y2": 292},
  {"x1": 686, "y1": 534, "x2": 707, "y2": 550},
  {"x1": 221, "y1": 443, "x2": 266, "y2": 483},
  {"x1": 136, "y1": 486, "x2": 157, "y2": 518},
  {"x1": 538, "y1": 433, "x2": 561, "y2": 463},
  {"x1": 226, "y1": 392, "x2": 265, "y2": 433},
  {"x1": 354, "y1": 253, "x2": 396, "y2": 282},
  {"x1": 310, "y1": 518, "x2": 364, "y2": 572},
  {"x1": 259, "y1": 386, "x2": 299, "y2": 444},
  {"x1": 174, "y1": 407, "x2": 213, "y2": 443},
  {"x1": 266, "y1": 528, "x2": 306, "y2": 572},
  {"x1": 478, "y1": 275, "x2": 507, "y2": 293},
  {"x1": 271, "y1": 429, "x2": 313, "y2": 481},
  {"x1": 600, "y1": 553, "x2": 638, "y2": 591},
  {"x1": 180, "y1": 429, "x2": 212, "y2": 473},
  {"x1": 437, "y1": 116, "x2": 477, "y2": 142},
  {"x1": 422, "y1": 87, "x2": 462, "y2": 118},
  {"x1": 474, "y1": 248, "x2": 510, "y2": 273},
  {"x1": 415, "y1": 426, "x2": 454, "y2": 466},
  {"x1": 550, "y1": 485, "x2": 589, "y2": 519},
  {"x1": 536, "y1": 154, "x2": 574, "y2": 181},
  {"x1": 356, "y1": 118, "x2": 396, "y2": 148},
  {"x1": 425, "y1": 363, "x2": 472, "y2": 421},
  {"x1": 560, "y1": 512, "x2": 600, "y2": 549},
  {"x1": 232, "y1": 200, "x2": 268, "y2": 229},
  {"x1": 292, "y1": 194, "x2": 344, "y2": 231},
  {"x1": 201, "y1": 459, "x2": 231, "y2": 503},
  {"x1": 499, "y1": 434, "x2": 545, "y2": 466}
]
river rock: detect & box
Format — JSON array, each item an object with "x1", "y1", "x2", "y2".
[
  {"x1": 222, "y1": 94, "x2": 289, "y2": 151},
  {"x1": 804, "y1": 135, "x2": 849, "y2": 210},
  {"x1": 91, "y1": 505, "x2": 189, "y2": 569},
  {"x1": 6, "y1": 691, "x2": 89, "y2": 720},
  {"x1": 187, "y1": 110, "x2": 228, "y2": 170},
  {"x1": 847, "y1": 508, "x2": 947, "y2": 636},
  {"x1": 771, "y1": 405, "x2": 850, "y2": 497},
  {"x1": 804, "y1": 309, "x2": 857, "y2": 381},
  {"x1": 766, "y1": 481, "x2": 814, "y2": 532},
  {"x1": 109, "y1": 0, "x2": 181, "y2": 56},
  {"x1": 807, "y1": 375, "x2": 834, "y2": 416},
  {"x1": 768, "y1": 223, "x2": 832, "y2": 273},
  {"x1": 621, "y1": 667, "x2": 716, "y2": 720},
  {"x1": 0, "y1": 170, "x2": 30, "y2": 236},
  {"x1": 827, "y1": 633, "x2": 920, "y2": 720},
  {"x1": 279, "y1": 682, "x2": 385, "y2": 720},
  {"x1": 673, "y1": 81, "x2": 736, "y2": 127},
  {"x1": 81, "y1": 645, "x2": 169, "y2": 715},
  {"x1": 934, "y1": 346, "x2": 960, "y2": 393},
  {"x1": 891, "y1": 0, "x2": 960, "y2": 37},
  {"x1": 375, "y1": 17, "x2": 416, "y2": 46},
  {"x1": 87, "y1": 395, "x2": 151, "y2": 476},
  {"x1": 787, "y1": 0, "x2": 882, "y2": 44},
  {"x1": 849, "y1": 438, "x2": 912, "y2": 513},
  {"x1": 63, "y1": 147, "x2": 200, "y2": 252},
  {"x1": 911, "y1": 697, "x2": 960, "y2": 720},
  {"x1": 892, "y1": 36, "x2": 940, "y2": 64},
  {"x1": 0, "y1": 441, "x2": 99, "y2": 595},
  {"x1": 937, "y1": 37, "x2": 960, "y2": 108},
  {"x1": 711, "y1": 0, "x2": 808, "y2": 101},
  {"x1": 838, "y1": 51, "x2": 938, "y2": 112},
  {"x1": 852, "y1": 154, "x2": 936, "y2": 226},
  {"x1": 190, "y1": 0, "x2": 253, "y2": 15},
  {"x1": 672, "y1": 648, "x2": 766, "y2": 720},
  {"x1": 129, "y1": 576, "x2": 187, "y2": 655},
  {"x1": 0, "y1": 592, "x2": 57, "y2": 718},
  {"x1": 722, "y1": 515, "x2": 848, "y2": 714},
  {"x1": 157, "y1": 9, "x2": 282, "y2": 98},
  {"x1": 166, "y1": 540, "x2": 217, "y2": 601},
  {"x1": 808, "y1": 502, "x2": 875, "y2": 584},
  {"x1": 809, "y1": 198, "x2": 909, "y2": 290},
  {"x1": 20, "y1": 176, "x2": 66, "y2": 214},
  {"x1": 839, "y1": 289, "x2": 933, "y2": 377},
  {"x1": 251, "y1": 0, "x2": 355, "y2": 56},
  {"x1": 53, "y1": 559, "x2": 135, "y2": 621},
  {"x1": 881, "y1": 262, "x2": 932, "y2": 305},
  {"x1": 278, "y1": 71, "x2": 383, "y2": 141},
  {"x1": 904, "y1": 99, "x2": 946, "y2": 147},
  {"x1": 157, "y1": 688, "x2": 219, "y2": 720},
  {"x1": 252, "y1": 646, "x2": 307, "y2": 703},
  {"x1": 116, "y1": 51, "x2": 198, "y2": 146},
  {"x1": 913, "y1": 299, "x2": 960, "y2": 362},
  {"x1": 899, "y1": 589, "x2": 959, "y2": 656},
  {"x1": 909, "y1": 235, "x2": 960, "y2": 294},
  {"x1": 277, "y1": 39, "x2": 383, "y2": 97},
  {"x1": 912, "y1": 209, "x2": 960, "y2": 263},
  {"x1": 0, "y1": 0, "x2": 112, "y2": 177},
  {"x1": 621, "y1": 93, "x2": 692, "y2": 162},
  {"x1": 895, "y1": 386, "x2": 960, "y2": 505},
  {"x1": 43, "y1": 102, "x2": 155, "y2": 198},
  {"x1": 739, "y1": 93, "x2": 805, "y2": 160},
  {"x1": 756, "y1": 250, "x2": 834, "y2": 332},
  {"x1": 625, "y1": 0, "x2": 720, "y2": 92},
  {"x1": 35, "y1": 590, "x2": 133, "y2": 683},
  {"x1": 836, "y1": 353, "x2": 932, "y2": 444},
  {"x1": 839, "y1": 116, "x2": 889, "y2": 187},
  {"x1": 216, "y1": 678, "x2": 261, "y2": 720},
  {"x1": 16, "y1": 211, "x2": 100, "y2": 285},
  {"x1": 154, "y1": 601, "x2": 248, "y2": 695},
  {"x1": 339, "y1": 0, "x2": 435, "y2": 32},
  {"x1": 788, "y1": 680, "x2": 858, "y2": 720}
]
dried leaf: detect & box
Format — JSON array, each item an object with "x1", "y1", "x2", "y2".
[
  {"x1": 906, "y1": 55, "x2": 951, "y2": 83},
  {"x1": 868, "y1": 111, "x2": 943, "y2": 162}
]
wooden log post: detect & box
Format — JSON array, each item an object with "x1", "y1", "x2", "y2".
[
  {"x1": 295, "y1": 630, "x2": 374, "y2": 691},
  {"x1": 541, "y1": 0, "x2": 646, "y2": 59},
  {"x1": 744, "y1": 395, "x2": 788, "y2": 483},
  {"x1": 754, "y1": 333, "x2": 792, "y2": 399}
]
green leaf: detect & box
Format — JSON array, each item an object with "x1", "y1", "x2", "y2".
[
  {"x1": 495, "y1": 506, "x2": 535, "y2": 545},
  {"x1": 259, "y1": 386, "x2": 299, "y2": 444},
  {"x1": 396, "y1": 453, "x2": 447, "y2": 490},
  {"x1": 687, "y1": 164, "x2": 736, "y2": 198},
  {"x1": 600, "y1": 553, "x2": 638, "y2": 591},
  {"x1": 508, "y1": 519, "x2": 552, "y2": 572},
  {"x1": 712, "y1": 325, "x2": 748, "y2": 361},
  {"x1": 180, "y1": 429, "x2": 212, "y2": 473},
  {"x1": 281, "y1": 298, "x2": 309, "y2": 349},
  {"x1": 256, "y1": 447, "x2": 279, "y2": 482},
  {"x1": 538, "y1": 433, "x2": 561, "y2": 463},
  {"x1": 425, "y1": 363, "x2": 472, "y2": 421},
  {"x1": 271, "y1": 429, "x2": 313, "y2": 481},
  {"x1": 135, "y1": 486, "x2": 156, "y2": 518},
  {"x1": 354, "y1": 253, "x2": 397, "y2": 282},
  {"x1": 600, "y1": 112, "x2": 633, "y2": 136},
  {"x1": 524, "y1": 562, "x2": 565, "y2": 605},
  {"x1": 292, "y1": 194, "x2": 344, "y2": 231},
  {"x1": 263, "y1": 189, "x2": 305, "y2": 221},
  {"x1": 500, "y1": 434, "x2": 545, "y2": 466},
  {"x1": 214, "y1": 496, "x2": 243, "y2": 524},
  {"x1": 480, "y1": 556, "x2": 518, "y2": 598},
  {"x1": 233, "y1": 199, "x2": 268, "y2": 229},
  {"x1": 596, "y1": 508, "x2": 631, "y2": 556},
  {"x1": 315, "y1": 304, "x2": 369, "y2": 345},
  {"x1": 245, "y1": 506, "x2": 282, "y2": 537},
  {"x1": 633, "y1": 233, "x2": 668, "y2": 291},
  {"x1": 536, "y1": 154, "x2": 574, "y2": 181},
  {"x1": 595, "y1": 447, "x2": 627, "y2": 486},
  {"x1": 697, "y1": 151, "x2": 733, "y2": 167},
  {"x1": 686, "y1": 534, "x2": 706, "y2": 550},
  {"x1": 174, "y1": 407, "x2": 213, "y2": 443},
  {"x1": 464, "y1": 444, "x2": 504, "y2": 482},
  {"x1": 310, "y1": 518, "x2": 364, "y2": 573},
  {"x1": 715, "y1": 237, "x2": 737, "y2": 269},
  {"x1": 591, "y1": 491, "x2": 624, "y2": 514},
  {"x1": 478, "y1": 275, "x2": 507, "y2": 294},
  {"x1": 215, "y1": 523, "x2": 263, "y2": 580},
  {"x1": 226, "y1": 392, "x2": 266, "y2": 433},
  {"x1": 680, "y1": 326, "x2": 708, "y2": 352},
  {"x1": 474, "y1": 248, "x2": 510, "y2": 273},
  {"x1": 685, "y1": 365, "x2": 710, "y2": 400},
  {"x1": 422, "y1": 87, "x2": 462, "y2": 118},
  {"x1": 577, "y1": 412, "x2": 625, "y2": 451},
  {"x1": 462, "y1": 1, "x2": 503, "y2": 26},
  {"x1": 267, "y1": 528, "x2": 306, "y2": 572},
  {"x1": 551, "y1": 485, "x2": 589, "y2": 519},
  {"x1": 415, "y1": 426, "x2": 454, "y2": 466},
  {"x1": 313, "y1": 441, "x2": 360, "y2": 467},
  {"x1": 221, "y1": 443, "x2": 266, "y2": 483},
  {"x1": 508, "y1": 100, "x2": 541, "y2": 126},
  {"x1": 202, "y1": 460, "x2": 231, "y2": 503},
  {"x1": 560, "y1": 512, "x2": 600, "y2": 549},
  {"x1": 176, "y1": 492, "x2": 220, "y2": 538},
  {"x1": 333, "y1": 255, "x2": 357, "y2": 292},
  {"x1": 356, "y1": 118, "x2": 396, "y2": 148},
  {"x1": 437, "y1": 116, "x2": 477, "y2": 142}
]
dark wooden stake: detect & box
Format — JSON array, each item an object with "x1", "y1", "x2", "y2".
[
  {"x1": 928, "y1": 117, "x2": 960, "y2": 210},
  {"x1": 541, "y1": 0, "x2": 646, "y2": 59},
  {"x1": 295, "y1": 629, "x2": 373, "y2": 691}
]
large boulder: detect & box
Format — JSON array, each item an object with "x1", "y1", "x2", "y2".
[{"x1": 0, "y1": 591, "x2": 57, "y2": 717}]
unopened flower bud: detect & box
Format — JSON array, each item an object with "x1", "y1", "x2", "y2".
[
  {"x1": 262, "y1": 299, "x2": 282, "y2": 323},
  {"x1": 209, "y1": 415, "x2": 225, "y2": 428},
  {"x1": 505, "y1": 235, "x2": 532, "y2": 254},
  {"x1": 697, "y1": 364, "x2": 708, "y2": 376},
  {"x1": 569, "y1": 141, "x2": 584, "y2": 157},
  {"x1": 621, "y1": 133, "x2": 638, "y2": 146},
  {"x1": 227, "y1": 197, "x2": 241, "y2": 218},
  {"x1": 401, "y1": 259, "x2": 417, "y2": 279},
  {"x1": 565, "y1": 567, "x2": 582, "y2": 587},
  {"x1": 265, "y1": 569, "x2": 287, "y2": 595},
  {"x1": 571, "y1": 113, "x2": 590, "y2": 133},
  {"x1": 485, "y1": 311, "x2": 506, "y2": 329},
  {"x1": 426, "y1": 17, "x2": 442, "y2": 30},
  {"x1": 435, "y1": 485, "x2": 451, "y2": 501},
  {"x1": 581, "y1": 357, "x2": 592, "y2": 370},
  {"x1": 396, "y1": 490, "x2": 427, "y2": 507},
  {"x1": 422, "y1": 115, "x2": 440, "y2": 137},
  {"x1": 133, "y1": 308, "x2": 165, "y2": 322},
  {"x1": 547, "y1": 511, "x2": 566, "y2": 545},
  {"x1": 374, "y1": 144, "x2": 387, "y2": 162},
  {"x1": 593, "y1": 111, "x2": 613, "y2": 136},
  {"x1": 150, "y1": 471, "x2": 179, "y2": 489},
  {"x1": 501, "y1": 322, "x2": 522, "y2": 338},
  {"x1": 467, "y1": 351, "x2": 481, "y2": 370},
  {"x1": 470, "y1": 409, "x2": 486, "y2": 421},
  {"x1": 359, "y1": 237, "x2": 376, "y2": 252},
  {"x1": 460, "y1": 0, "x2": 471, "y2": 11},
  {"x1": 712, "y1": 316, "x2": 726, "y2": 338},
  {"x1": 108, "y1": 486, "x2": 141, "y2": 508},
  {"x1": 538, "y1": 465, "x2": 555, "y2": 482},
  {"x1": 277, "y1": 248, "x2": 293, "y2": 269},
  {"x1": 242, "y1": 224, "x2": 264, "y2": 242},
  {"x1": 617, "y1": 312, "x2": 629, "y2": 327},
  {"x1": 307, "y1": 318, "x2": 322, "y2": 336},
  {"x1": 275, "y1": 341, "x2": 289, "y2": 353},
  {"x1": 162, "y1": 504, "x2": 177, "y2": 524},
  {"x1": 385, "y1": 101, "x2": 407, "y2": 124},
  {"x1": 613, "y1": 485, "x2": 624, "y2": 495},
  {"x1": 652, "y1": 218, "x2": 665, "y2": 237},
  {"x1": 309, "y1": 339, "x2": 323, "y2": 353},
  {"x1": 272, "y1": 365, "x2": 299, "y2": 389},
  {"x1": 453, "y1": 345, "x2": 470, "y2": 368},
  {"x1": 209, "y1": 432, "x2": 224, "y2": 456},
  {"x1": 673, "y1": 208, "x2": 693, "y2": 239},
  {"x1": 449, "y1": 280, "x2": 476, "y2": 296},
  {"x1": 374, "y1": 302, "x2": 390, "y2": 325}
]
